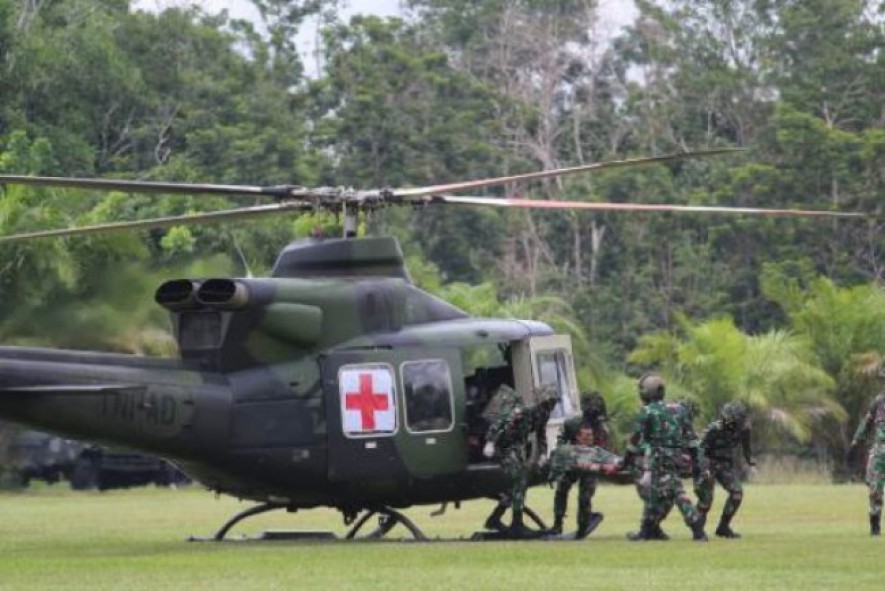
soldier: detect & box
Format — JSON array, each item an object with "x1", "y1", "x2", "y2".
[
  {"x1": 483, "y1": 386, "x2": 559, "y2": 537},
  {"x1": 644, "y1": 398, "x2": 706, "y2": 540},
  {"x1": 695, "y1": 400, "x2": 755, "y2": 539},
  {"x1": 622, "y1": 373, "x2": 707, "y2": 541},
  {"x1": 847, "y1": 366, "x2": 885, "y2": 536},
  {"x1": 551, "y1": 391, "x2": 610, "y2": 537}
]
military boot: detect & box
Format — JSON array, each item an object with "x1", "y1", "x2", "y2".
[
  {"x1": 575, "y1": 512, "x2": 604, "y2": 540},
  {"x1": 484, "y1": 504, "x2": 507, "y2": 532},
  {"x1": 627, "y1": 520, "x2": 654, "y2": 541},
  {"x1": 871, "y1": 515, "x2": 881, "y2": 537},
  {"x1": 550, "y1": 515, "x2": 564, "y2": 535},
  {"x1": 691, "y1": 518, "x2": 709, "y2": 542},
  {"x1": 648, "y1": 523, "x2": 670, "y2": 541},
  {"x1": 714, "y1": 518, "x2": 740, "y2": 539}
]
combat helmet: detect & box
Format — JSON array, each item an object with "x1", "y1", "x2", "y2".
[
  {"x1": 638, "y1": 373, "x2": 666, "y2": 403},
  {"x1": 720, "y1": 401, "x2": 748, "y2": 426},
  {"x1": 580, "y1": 391, "x2": 608, "y2": 419}
]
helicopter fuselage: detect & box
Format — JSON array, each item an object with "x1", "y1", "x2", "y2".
[
  {"x1": 0, "y1": 319, "x2": 560, "y2": 511},
  {"x1": 0, "y1": 239, "x2": 580, "y2": 515}
]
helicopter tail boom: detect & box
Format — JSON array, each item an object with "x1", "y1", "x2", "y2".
[{"x1": 0, "y1": 347, "x2": 212, "y2": 458}]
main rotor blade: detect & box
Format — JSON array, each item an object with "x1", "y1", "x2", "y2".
[
  {"x1": 0, "y1": 202, "x2": 316, "y2": 243},
  {"x1": 392, "y1": 148, "x2": 745, "y2": 198},
  {"x1": 425, "y1": 195, "x2": 878, "y2": 219},
  {"x1": 0, "y1": 175, "x2": 301, "y2": 199}
]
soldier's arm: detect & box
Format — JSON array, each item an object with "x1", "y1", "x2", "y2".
[
  {"x1": 556, "y1": 420, "x2": 570, "y2": 447},
  {"x1": 740, "y1": 427, "x2": 754, "y2": 465},
  {"x1": 621, "y1": 410, "x2": 647, "y2": 467},
  {"x1": 700, "y1": 422, "x2": 718, "y2": 449},
  {"x1": 851, "y1": 399, "x2": 878, "y2": 446},
  {"x1": 485, "y1": 417, "x2": 504, "y2": 444},
  {"x1": 597, "y1": 421, "x2": 611, "y2": 450}
]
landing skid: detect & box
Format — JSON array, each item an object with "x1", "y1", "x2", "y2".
[
  {"x1": 470, "y1": 505, "x2": 550, "y2": 541},
  {"x1": 345, "y1": 507, "x2": 427, "y2": 541},
  {"x1": 188, "y1": 503, "x2": 426, "y2": 542}
]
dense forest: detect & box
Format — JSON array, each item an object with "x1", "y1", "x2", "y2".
[{"x1": 0, "y1": 0, "x2": 882, "y2": 474}]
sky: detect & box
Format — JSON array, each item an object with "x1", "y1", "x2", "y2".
[
  {"x1": 133, "y1": 1, "x2": 637, "y2": 32},
  {"x1": 134, "y1": 1, "x2": 638, "y2": 76}
]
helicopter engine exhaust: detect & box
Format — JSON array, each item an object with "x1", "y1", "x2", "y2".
[
  {"x1": 154, "y1": 279, "x2": 202, "y2": 311},
  {"x1": 195, "y1": 279, "x2": 250, "y2": 310}
]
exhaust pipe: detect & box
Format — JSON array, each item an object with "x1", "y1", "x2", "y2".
[
  {"x1": 196, "y1": 279, "x2": 250, "y2": 310},
  {"x1": 154, "y1": 279, "x2": 202, "y2": 311}
]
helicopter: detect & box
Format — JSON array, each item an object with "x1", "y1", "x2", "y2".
[{"x1": 0, "y1": 148, "x2": 876, "y2": 542}]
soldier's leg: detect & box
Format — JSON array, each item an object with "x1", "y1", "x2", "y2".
[
  {"x1": 575, "y1": 475, "x2": 598, "y2": 537},
  {"x1": 867, "y1": 451, "x2": 884, "y2": 536},
  {"x1": 484, "y1": 495, "x2": 510, "y2": 531},
  {"x1": 672, "y1": 477, "x2": 707, "y2": 542},
  {"x1": 869, "y1": 479, "x2": 882, "y2": 536},
  {"x1": 694, "y1": 467, "x2": 715, "y2": 528},
  {"x1": 715, "y1": 467, "x2": 744, "y2": 539},
  {"x1": 649, "y1": 504, "x2": 672, "y2": 541},
  {"x1": 629, "y1": 471, "x2": 665, "y2": 541},
  {"x1": 508, "y1": 463, "x2": 532, "y2": 535},
  {"x1": 552, "y1": 473, "x2": 577, "y2": 534}
]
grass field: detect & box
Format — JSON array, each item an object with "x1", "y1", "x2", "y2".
[{"x1": 0, "y1": 483, "x2": 880, "y2": 590}]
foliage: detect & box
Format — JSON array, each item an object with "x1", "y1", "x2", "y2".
[
  {"x1": 0, "y1": 0, "x2": 881, "y2": 470},
  {"x1": 629, "y1": 315, "x2": 840, "y2": 451}
]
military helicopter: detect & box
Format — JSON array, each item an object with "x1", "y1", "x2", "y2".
[{"x1": 0, "y1": 149, "x2": 875, "y2": 541}]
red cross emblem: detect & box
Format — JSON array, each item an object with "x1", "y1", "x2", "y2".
[{"x1": 340, "y1": 365, "x2": 395, "y2": 435}]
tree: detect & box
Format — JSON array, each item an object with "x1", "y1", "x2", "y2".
[
  {"x1": 762, "y1": 268, "x2": 885, "y2": 470},
  {"x1": 629, "y1": 315, "x2": 840, "y2": 458}
]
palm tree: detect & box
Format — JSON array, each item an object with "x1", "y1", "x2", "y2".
[
  {"x1": 629, "y1": 316, "x2": 839, "y2": 458},
  {"x1": 763, "y1": 274, "x2": 885, "y2": 473}
]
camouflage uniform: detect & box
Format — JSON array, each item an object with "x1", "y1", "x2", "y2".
[
  {"x1": 641, "y1": 399, "x2": 706, "y2": 539},
  {"x1": 849, "y1": 377, "x2": 885, "y2": 536},
  {"x1": 552, "y1": 392, "x2": 610, "y2": 536},
  {"x1": 695, "y1": 401, "x2": 754, "y2": 538},
  {"x1": 623, "y1": 374, "x2": 706, "y2": 541},
  {"x1": 484, "y1": 386, "x2": 558, "y2": 535}
]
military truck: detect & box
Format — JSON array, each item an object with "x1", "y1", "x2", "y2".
[
  {"x1": 68, "y1": 443, "x2": 189, "y2": 490},
  {"x1": 2, "y1": 428, "x2": 188, "y2": 490}
]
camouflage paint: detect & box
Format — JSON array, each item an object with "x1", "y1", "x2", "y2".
[{"x1": 0, "y1": 237, "x2": 566, "y2": 514}]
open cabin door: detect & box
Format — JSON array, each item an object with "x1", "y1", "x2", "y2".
[
  {"x1": 321, "y1": 347, "x2": 468, "y2": 486},
  {"x1": 511, "y1": 334, "x2": 580, "y2": 456}
]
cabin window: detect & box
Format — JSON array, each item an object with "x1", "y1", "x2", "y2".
[
  {"x1": 401, "y1": 360, "x2": 455, "y2": 433},
  {"x1": 534, "y1": 349, "x2": 575, "y2": 419}
]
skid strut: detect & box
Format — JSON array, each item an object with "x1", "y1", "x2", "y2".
[
  {"x1": 345, "y1": 507, "x2": 428, "y2": 541},
  {"x1": 212, "y1": 502, "x2": 285, "y2": 541},
  {"x1": 524, "y1": 506, "x2": 548, "y2": 531}
]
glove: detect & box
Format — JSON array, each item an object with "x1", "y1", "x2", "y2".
[{"x1": 483, "y1": 442, "x2": 496, "y2": 459}]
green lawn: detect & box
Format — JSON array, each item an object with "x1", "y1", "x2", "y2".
[{"x1": 0, "y1": 483, "x2": 879, "y2": 590}]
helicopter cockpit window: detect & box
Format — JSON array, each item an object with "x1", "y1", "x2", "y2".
[
  {"x1": 535, "y1": 349, "x2": 575, "y2": 420},
  {"x1": 401, "y1": 360, "x2": 454, "y2": 434},
  {"x1": 178, "y1": 310, "x2": 223, "y2": 349}
]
